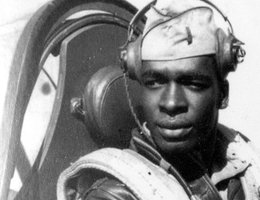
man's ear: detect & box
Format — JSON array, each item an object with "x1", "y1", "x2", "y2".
[{"x1": 219, "y1": 80, "x2": 229, "y2": 109}]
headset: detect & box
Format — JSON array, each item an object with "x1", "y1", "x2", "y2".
[
  {"x1": 120, "y1": 0, "x2": 246, "y2": 81},
  {"x1": 120, "y1": 2, "x2": 246, "y2": 199}
]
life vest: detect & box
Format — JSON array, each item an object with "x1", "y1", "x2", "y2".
[
  {"x1": 57, "y1": 124, "x2": 260, "y2": 200},
  {"x1": 57, "y1": 147, "x2": 190, "y2": 200}
]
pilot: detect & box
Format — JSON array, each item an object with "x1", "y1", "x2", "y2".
[{"x1": 57, "y1": 0, "x2": 260, "y2": 200}]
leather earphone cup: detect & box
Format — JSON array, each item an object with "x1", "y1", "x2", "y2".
[
  {"x1": 126, "y1": 36, "x2": 143, "y2": 81},
  {"x1": 215, "y1": 29, "x2": 237, "y2": 78}
]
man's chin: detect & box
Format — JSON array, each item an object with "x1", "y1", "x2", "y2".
[{"x1": 154, "y1": 137, "x2": 198, "y2": 155}]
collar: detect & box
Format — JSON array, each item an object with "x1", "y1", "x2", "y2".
[
  {"x1": 132, "y1": 123, "x2": 251, "y2": 185},
  {"x1": 211, "y1": 124, "x2": 250, "y2": 185}
]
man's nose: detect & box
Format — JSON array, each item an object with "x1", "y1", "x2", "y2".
[{"x1": 159, "y1": 83, "x2": 188, "y2": 116}]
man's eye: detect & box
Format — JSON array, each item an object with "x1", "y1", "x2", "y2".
[
  {"x1": 181, "y1": 80, "x2": 210, "y2": 90},
  {"x1": 143, "y1": 78, "x2": 165, "y2": 89}
]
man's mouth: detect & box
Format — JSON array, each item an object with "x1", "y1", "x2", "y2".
[{"x1": 156, "y1": 123, "x2": 193, "y2": 141}]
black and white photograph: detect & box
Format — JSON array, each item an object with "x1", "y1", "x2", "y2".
[{"x1": 0, "y1": 0, "x2": 260, "y2": 199}]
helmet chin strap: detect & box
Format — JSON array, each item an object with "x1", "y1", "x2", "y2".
[{"x1": 123, "y1": 72, "x2": 148, "y2": 135}]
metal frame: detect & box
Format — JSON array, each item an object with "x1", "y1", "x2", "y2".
[{"x1": 0, "y1": 0, "x2": 138, "y2": 199}]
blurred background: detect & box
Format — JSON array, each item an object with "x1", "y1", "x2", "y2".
[{"x1": 0, "y1": 0, "x2": 259, "y2": 197}]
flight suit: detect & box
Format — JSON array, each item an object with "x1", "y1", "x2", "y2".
[{"x1": 57, "y1": 124, "x2": 260, "y2": 200}]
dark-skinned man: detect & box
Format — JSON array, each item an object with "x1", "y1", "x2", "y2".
[{"x1": 57, "y1": 0, "x2": 260, "y2": 199}]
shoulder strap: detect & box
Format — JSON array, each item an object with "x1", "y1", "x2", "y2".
[{"x1": 57, "y1": 148, "x2": 189, "y2": 200}]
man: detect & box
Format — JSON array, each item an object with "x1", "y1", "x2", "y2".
[{"x1": 57, "y1": 0, "x2": 260, "y2": 199}]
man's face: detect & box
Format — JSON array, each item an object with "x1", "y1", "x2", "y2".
[{"x1": 140, "y1": 56, "x2": 222, "y2": 154}]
